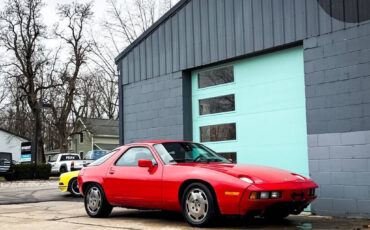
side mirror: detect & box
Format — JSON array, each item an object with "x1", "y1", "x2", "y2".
[{"x1": 138, "y1": 159, "x2": 153, "y2": 171}]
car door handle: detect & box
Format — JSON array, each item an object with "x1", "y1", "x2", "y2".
[{"x1": 109, "y1": 168, "x2": 115, "y2": 174}]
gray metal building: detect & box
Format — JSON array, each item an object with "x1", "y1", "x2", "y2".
[{"x1": 116, "y1": 0, "x2": 370, "y2": 217}]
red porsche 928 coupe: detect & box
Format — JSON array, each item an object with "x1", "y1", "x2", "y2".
[{"x1": 78, "y1": 141, "x2": 318, "y2": 227}]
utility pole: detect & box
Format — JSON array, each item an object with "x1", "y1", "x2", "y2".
[
  {"x1": 31, "y1": 101, "x2": 52, "y2": 164},
  {"x1": 31, "y1": 106, "x2": 40, "y2": 163}
]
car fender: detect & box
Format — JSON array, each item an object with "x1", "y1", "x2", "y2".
[{"x1": 162, "y1": 165, "x2": 248, "y2": 214}]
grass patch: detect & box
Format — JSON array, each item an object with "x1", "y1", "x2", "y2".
[{"x1": 0, "y1": 177, "x2": 5, "y2": 182}]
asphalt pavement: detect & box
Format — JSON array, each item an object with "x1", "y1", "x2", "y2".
[
  {"x1": 0, "y1": 180, "x2": 369, "y2": 229},
  {"x1": 0, "y1": 180, "x2": 82, "y2": 204}
]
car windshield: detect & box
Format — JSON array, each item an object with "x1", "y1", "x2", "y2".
[{"x1": 154, "y1": 142, "x2": 230, "y2": 164}]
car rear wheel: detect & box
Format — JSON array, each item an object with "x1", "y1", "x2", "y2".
[
  {"x1": 84, "y1": 183, "x2": 112, "y2": 218},
  {"x1": 68, "y1": 178, "x2": 80, "y2": 197},
  {"x1": 60, "y1": 167, "x2": 67, "y2": 174},
  {"x1": 181, "y1": 183, "x2": 217, "y2": 227}
]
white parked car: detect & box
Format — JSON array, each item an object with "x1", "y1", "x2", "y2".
[{"x1": 49, "y1": 153, "x2": 85, "y2": 174}]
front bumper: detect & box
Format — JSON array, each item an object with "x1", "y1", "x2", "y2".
[
  {"x1": 58, "y1": 184, "x2": 68, "y2": 192},
  {"x1": 239, "y1": 182, "x2": 318, "y2": 216}
]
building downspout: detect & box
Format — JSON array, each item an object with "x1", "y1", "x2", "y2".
[{"x1": 118, "y1": 63, "x2": 124, "y2": 145}]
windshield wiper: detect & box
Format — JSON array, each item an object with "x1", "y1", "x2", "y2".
[
  {"x1": 169, "y1": 159, "x2": 195, "y2": 163},
  {"x1": 207, "y1": 158, "x2": 224, "y2": 162}
]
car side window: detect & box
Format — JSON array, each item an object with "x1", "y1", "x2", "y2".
[{"x1": 115, "y1": 147, "x2": 157, "y2": 166}]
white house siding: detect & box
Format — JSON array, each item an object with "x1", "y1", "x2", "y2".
[{"x1": 0, "y1": 130, "x2": 28, "y2": 162}]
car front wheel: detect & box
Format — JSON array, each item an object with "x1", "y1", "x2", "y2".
[
  {"x1": 84, "y1": 183, "x2": 112, "y2": 218},
  {"x1": 181, "y1": 183, "x2": 218, "y2": 227}
]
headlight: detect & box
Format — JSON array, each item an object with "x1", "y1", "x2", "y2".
[
  {"x1": 294, "y1": 174, "x2": 306, "y2": 181},
  {"x1": 260, "y1": 191, "x2": 269, "y2": 199},
  {"x1": 239, "y1": 177, "x2": 254, "y2": 184},
  {"x1": 271, "y1": 191, "x2": 281, "y2": 199}
]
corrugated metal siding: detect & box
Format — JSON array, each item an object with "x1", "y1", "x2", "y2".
[{"x1": 119, "y1": 0, "x2": 365, "y2": 85}]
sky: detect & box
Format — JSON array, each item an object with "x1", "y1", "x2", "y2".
[
  {"x1": 0, "y1": 0, "x2": 179, "y2": 95},
  {"x1": 42, "y1": 0, "x2": 109, "y2": 28},
  {"x1": 0, "y1": 0, "x2": 180, "y2": 54}
]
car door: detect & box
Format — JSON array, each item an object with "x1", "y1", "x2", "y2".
[{"x1": 104, "y1": 146, "x2": 163, "y2": 209}]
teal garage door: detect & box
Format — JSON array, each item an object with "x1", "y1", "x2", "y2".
[{"x1": 192, "y1": 46, "x2": 309, "y2": 176}]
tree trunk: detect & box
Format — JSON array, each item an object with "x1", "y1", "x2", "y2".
[
  {"x1": 58, "y1": 122, "x2": 69, "y2": 153},
  {"x1": 32, "y1": 107, "x2": 45, "y2": 163}
]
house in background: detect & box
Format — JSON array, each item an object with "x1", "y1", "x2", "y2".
[
  {"x1": 69, "y1": 118, "x2": 119, "y2": 158},
  {"x1": 0, "y1": 128, "x2": 30, "y2": 162}
]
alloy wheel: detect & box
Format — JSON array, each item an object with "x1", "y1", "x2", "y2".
[
  {"x1": 185, "y1": 188, "x2": 209, "y2": 223},
  {"x1": 87, "y1": 187, "x2": 101, "y2": 215}
]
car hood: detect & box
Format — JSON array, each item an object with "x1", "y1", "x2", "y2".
[{"x1": 175, "y1": 163, "x2": 308, "y2": 184}]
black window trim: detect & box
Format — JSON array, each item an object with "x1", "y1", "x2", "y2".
[{"x1": 114, "y1": 146, "x2": 158, "y2": 167}]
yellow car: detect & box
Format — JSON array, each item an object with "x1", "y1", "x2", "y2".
[{"x1": 58, "y1": 170, "x2": 80, "y2": 196}]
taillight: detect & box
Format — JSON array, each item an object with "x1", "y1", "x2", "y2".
[{"x1": 71, "y1": 161, "x2": 75, "y2": 168}]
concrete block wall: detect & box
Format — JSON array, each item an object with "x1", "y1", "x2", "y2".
[
  {"x1": 308, "y1": 131, "x2": 370, "y2": 217},
  {"x1": 304, "y1": 22, "x2": 370, "y2": 134},
  {"x1": 305, "y1": 22, "x2": 370, "y2": 217},
  {"x1": 123, "y1": 71, "x2": 184, "y2": 143}
]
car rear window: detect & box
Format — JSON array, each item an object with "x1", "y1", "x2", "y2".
[{"x1": 60, "y1": 155, "x2": 80, "y2": 161}]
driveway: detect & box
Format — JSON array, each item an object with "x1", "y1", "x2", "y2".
[
  {"x1": 0, "y1": 201, "x2": 370, "y2": 230},
  {"x1": 0, "y1": 181, "x2": 369, "y2": 229},
  {"x1": 0, "y1": 180, "x2": 82, "y2": 204}
]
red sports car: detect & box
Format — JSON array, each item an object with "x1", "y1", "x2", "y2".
[{"x1": 78, "y1": 141, "x2": 318, "y2": 227}]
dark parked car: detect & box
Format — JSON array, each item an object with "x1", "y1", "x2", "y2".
[{"x1": 0, "y1": 152, "x2": 14, "y2": 180}]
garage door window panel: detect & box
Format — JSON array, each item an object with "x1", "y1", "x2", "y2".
[
  {"x1": 199, "y1": 94, "x2": 235, "y2": 115},
  {"x1": 200, "y1": 123, "x2": 236, "y2": 142},
  {"x1": 198, "y1": 66, "x2": 234, "y2": 88},
  {"x1": 218, "y1": 152, "x2": 237, "y2": 163}
]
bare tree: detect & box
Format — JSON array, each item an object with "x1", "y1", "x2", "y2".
[
  {"x1": 0, "y1": 0, "x2": 61, "y2": 162},
  {"x1": 85, "y1": 0, "x2": 178, "y2": 121},
  {"x1": 48, "y1": 2, "x2": 93, "y2": 153}
]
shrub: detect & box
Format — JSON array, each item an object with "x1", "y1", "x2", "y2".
[
  {"x1": 12, "y1": 163, "x2": 51, "y2": 180},
  {"x1": 13, "y1": 164, "x2": 35, "y2": 180},
  {"x1": 34, "y1": 163, "x2": 51, "y2": 180}
]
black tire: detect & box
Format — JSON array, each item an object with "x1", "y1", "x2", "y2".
[
  {"x1": 181, "y1": 183, "x2": 218, "y2": 227},
  {"x1": 68, "y1": 177, "x2": 81, "y2": 197},
  {"x1": 84, "y1": 183, "x2": 113, "y2": 218},
  {"x1": 60, "y1": 166, "x2": 67, "y2": 174}
]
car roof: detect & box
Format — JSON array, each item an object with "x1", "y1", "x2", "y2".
[{"x1": 135, "y1": 140, "x2": 192, "y2": 144}]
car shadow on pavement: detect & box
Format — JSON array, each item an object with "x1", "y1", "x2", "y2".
[{"x1": 108, "y1": 209, "x2": 303, "y2": 229}]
